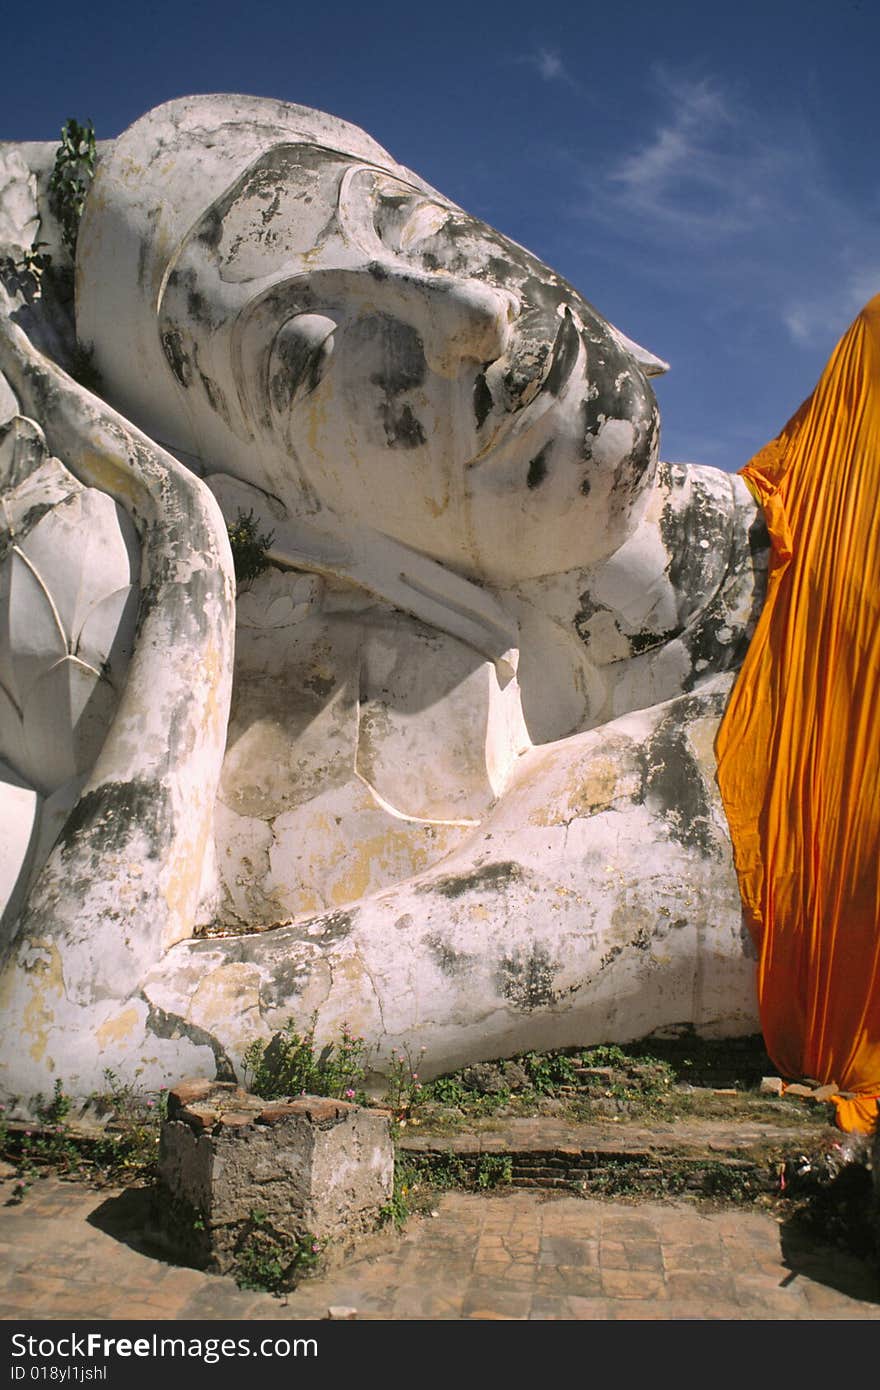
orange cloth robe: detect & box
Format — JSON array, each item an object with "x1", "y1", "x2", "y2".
[{"x1": 715, "y1": 294, "x2": 880, "y2": 1134}]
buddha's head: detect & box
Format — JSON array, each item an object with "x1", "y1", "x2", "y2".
[{"x1": 78, "y1": 95, "x2": 666, "y2": 585}]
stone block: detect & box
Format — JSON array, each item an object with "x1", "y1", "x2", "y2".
[
  {"x1": 809, "y1": 1084, "x2": 838, "y2": 1103},
  {"x1": 156, "y1": 1080, "x2": 394, "y2": 1272}
]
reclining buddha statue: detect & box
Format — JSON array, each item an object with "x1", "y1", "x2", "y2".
[{"x1": 0, "y1": 95, "x2": 775, "y2": 1100}]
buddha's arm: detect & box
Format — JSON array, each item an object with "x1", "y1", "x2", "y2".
[{"x1": 0, "y1": 315, "x2": 236, "y2": 1097}]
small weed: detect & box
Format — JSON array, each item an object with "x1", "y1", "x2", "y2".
[
  {"x1": 242, "y1": 1016, "x2": 368, "y2": 1103},
  {"x1": 521, "y1": 1050, "x2": 579, "y2": 1092},
  {"x1": 227, "y1": 509, "x2": 274, "y2": 589},
  {"x1": 38, "y1": 1079, "x2": 71, "y2": 1127},
  {"x1": 233, "y1": 1210, "x2": 323, "y2": 1293},
  {"x1": 422, "y1": 1075, "x2": 469, "y2": 1107},
  {"x1": 385, "y1": 1046, "x2": 426, "y2": 1118},
  {"x1": 1, "y1": 1072, "x2": 168, "y2": 1202},
  {"x1": 382, "y1": 1150, "x2": 511, "y2": 1215},
  {"x1": 475, "y1": 1154, "x2": 512, "y2": 1189},
  {"x1": 379, "y1": 1155, "x2": 422, "y2": 1228}
]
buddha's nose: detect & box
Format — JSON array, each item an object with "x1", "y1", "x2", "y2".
[{"x1": 366, "y1": 262, "x2": 516, "y2": 374}]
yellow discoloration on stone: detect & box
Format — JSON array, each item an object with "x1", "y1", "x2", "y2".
[
  {"x1": 529, "y1": 744, "x2": 641, "y2": 828},
  {"x1": 306, "y1": 396, "x2": 329, "y2": 458},
  {"x1": 424, "y1": 492, "x2": 449, "y2": 519},
  {"x1": 688, "y1": 715, "x2": 721, "y2": 782},
  {"x1": 189, "y1": 963, "x2": 262, "y2": 1042},
  {"x1": 77, "y1": 447, "x2": 142, "y2": 508},
  {"x1": 286, "y1": 887, "x2": 324, "y2": 916},
  {"x1": 568, "y1": 756, "x2": 623, "y2": 815},
  {"x1": 163, "y1": 802, "x2": 209, "y2": 948},
  {"x1": 162, "y1": 636, "x2": 232, "y2": 948},
  {"x1": 320, "y1": 953, "x2": 382, "y2": 1038},
  {"x1": 16, "y1": 942, "x2": 65, "y2": 1065},
  {"x1": 96, "y1": 1005, "x2": 141, "y2": 1051},
  {"x1": 328, "y1": 826, "x2": 433, "y2": 905}
]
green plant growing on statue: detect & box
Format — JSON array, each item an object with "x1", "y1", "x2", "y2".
[
  {"x1": 226, "y1": 509, "x2": 275, "y2": 588},
  {"x1": 49, "y1": 118, "x2": 97, "y2": 257}
]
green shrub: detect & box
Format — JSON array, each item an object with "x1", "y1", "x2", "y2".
[
  {"x1": 49, "y1": 118, "x2": 96, "y2": 257},
  {"x1": 242, "y1": 1016, "x2": 367, "y2": 1103},
  {"x1": 226, "y1": 509, "x2": 274, "y2": 588}
]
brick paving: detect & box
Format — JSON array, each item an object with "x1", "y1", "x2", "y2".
[{"x1": 1, "y1": 1171, "x2": 878, "y2": 1321}]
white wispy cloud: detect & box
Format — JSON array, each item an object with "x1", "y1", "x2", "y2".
[
  {"x1": 581, "y1": 66, "x2": 879, "y2": 350},
  {"x1": 536, "y1": 47, "x2": 566, "y2": 82},
  {"x1": 515, "y1": 43, "x2": 577, "y2": 89},
  {"x1": 603, "y1": 70, "x2": 781, "y2": 237}
]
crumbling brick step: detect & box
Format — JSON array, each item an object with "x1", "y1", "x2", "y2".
[{"x1": 399, "y1": 1134, "x2": 782, "y2": 1198}]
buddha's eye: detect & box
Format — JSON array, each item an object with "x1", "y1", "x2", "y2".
[
  {"x1": 268, "y1": 312, "x2": 337, "y2": 410},
  {"x1": 374, "y1": 192, "x2": 452, "y2": 258}
]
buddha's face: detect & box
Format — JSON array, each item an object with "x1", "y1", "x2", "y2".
[{"x1": 85, "y1": 104, "x2": 662, "y2": 585}]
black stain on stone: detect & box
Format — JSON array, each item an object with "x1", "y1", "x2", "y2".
[
  {"x1": 659, "y1": 467, "x2": 728, "y2": 626},
  {"x1": 269, "y1": 326, "x2": 329, "y2": 409},
  {"x1": 740, "y1": 916, "x2": 759, "y2": 961},
  {"x1": 256, "y1": 958, "x2": 316, "y2": 1010},
  {"x1": 599, "y1": 943, "x2": 623, "y2": 971},
  {"x1": 580, "y1": 476, "x2": 591, "y2": 497},
  {"x1": 304, "y1": 670, "x2": 336, "y2": 700},
  {"x1": 196, "y1": 207, "x2": 223, "y2": 249},
  {"x1": 368, "y1": 318, "x2": 426, "y2": 397},
  {"x1": 573, "y1": 589, "x2": 601, "y2": 647},
  {"x1": 421, "y1": 860, "x2": 524, "y2": 899},
  {"x1": 668, "y1": 477, "x2": 769, "y2": 692},
  {"x1": 187, "y1": 286, "x2": 212, "y2": 325},
  {"x1": 360, "y1": 316, "x2": 429, "y2": 449},
  {"x1": 198, "y1": 371, "x2": 230, "y2": 424},
  {"x1": 17, "y1": 502, "x2": 54, "y2": 540},
  {"x1": 487, "y1": 255, "x2": 514, "y2": 284},
  {"x1": 144, "y1": 1000, "x2": 236, "y2": 1081},
  {"x1": 311, "y1": 909, "x2": 356, "y2": 944},
  {"x1": 497, "y1": 943, "x2": 560, "y2": 1011},
  {"x1": 426, "y1": 933, "x2": 475, "y2": 976},
  {"x1": 473, "y1": 371, "x2": 493, "y2": 429},
  {"x1": 639, "y1": 700, "x2": 721, "y2": 856},
  {"x1": 380, "y1": 401, "x2": 427, "y2": 449},
  {"x1": 579, "y1": 329, "x2": 658, "y2": 502},
  {"x1": 497, "y1": 309, "x2": 553, "y2": 411},
  {"x1": 628, "y1": 626, "x2": 678, "y2": 657},
  {"x1": 57, "y1": 779, "x2": 171, "y2": 863},
  {"x1": 160, "y1": 329, "x2": 191, "y2": 388},
  {"x1": 526, "y1": 445, "x2": 550, "y2": 490}
]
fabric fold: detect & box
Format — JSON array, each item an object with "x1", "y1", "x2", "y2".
[{"x1": 716, "y1": 294, "x2": 880, "y2": 1133}]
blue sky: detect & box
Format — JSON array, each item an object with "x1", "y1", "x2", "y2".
[{"x1": 4, "y1": 0, "x2": 878, "y2": 472}]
